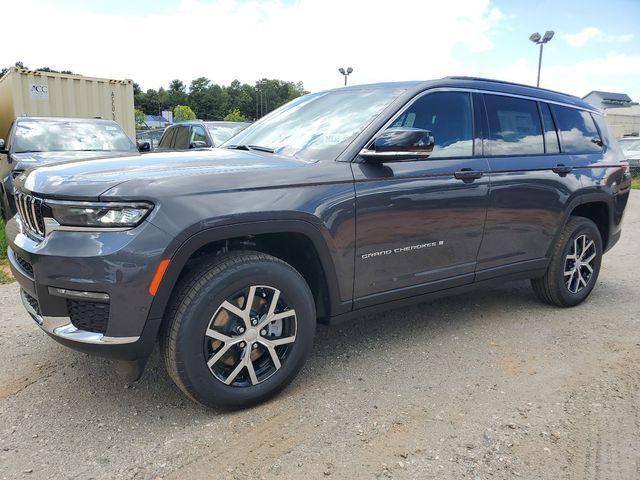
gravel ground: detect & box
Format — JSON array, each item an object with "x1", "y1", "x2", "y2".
[{"x1": 1, "y1": 192, "x2": 639, "y2": 480}]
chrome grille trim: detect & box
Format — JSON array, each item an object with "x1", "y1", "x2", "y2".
[{"x1": 15, "y1": 191, "x2": 45, "y2": 237}]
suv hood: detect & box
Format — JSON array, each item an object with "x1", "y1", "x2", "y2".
[
  {"x1": 17, "y1": 148, "x2": 317, "y2": 199},
  {"x1": 12, "y1": 150, "x2": 138, "y2": 169}
]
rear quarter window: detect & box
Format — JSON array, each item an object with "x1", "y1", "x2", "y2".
[{"x1": 551, "y1": 105, "x2": 602, "y2": 154}]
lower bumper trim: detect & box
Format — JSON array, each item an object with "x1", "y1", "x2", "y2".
[{"x1": 21, "y1": 289, "x2": 140, "y2": 345}]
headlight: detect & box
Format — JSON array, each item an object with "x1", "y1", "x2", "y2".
[{"x1": 47, "y1": 201, "x2": 153, "y2": 228}]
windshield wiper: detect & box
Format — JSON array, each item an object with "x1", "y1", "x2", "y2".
[{"x1": 225, "y1": 144, "x2": 275, "y2": 153}]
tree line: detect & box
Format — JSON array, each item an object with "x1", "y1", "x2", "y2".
[
  {"x1": 1, "y1": 62, "x2": 307, "y2": 125},
  {"x1": 134, "y1": 78, "x2": 308, "y2": 124}
]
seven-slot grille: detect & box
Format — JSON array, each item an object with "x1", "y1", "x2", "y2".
[{"x1": 15, "y1": 192, "x2": 46, "y2": 237}]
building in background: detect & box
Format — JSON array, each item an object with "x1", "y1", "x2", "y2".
[
  {"x1": 604, "y1": 105, "x2": 640, "y2": 138},
  {"x1": 583, "y1": 91, "x2": 635, "y2": 110},
  {"x1": 583, "y1": 90, "x2": 640, "y2": 138}
]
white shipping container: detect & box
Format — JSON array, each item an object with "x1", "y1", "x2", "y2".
[{"x1": 0, "y1": 67, "x2": 135, "y2": 141}]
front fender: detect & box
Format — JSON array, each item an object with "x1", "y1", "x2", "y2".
[{"x1": 146, "y1": 219, "x2": 351, "y2": 325}]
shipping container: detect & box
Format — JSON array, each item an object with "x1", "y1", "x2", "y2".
[{"x1": 0, "y1": 67, "x2": 135, "y2": 141}]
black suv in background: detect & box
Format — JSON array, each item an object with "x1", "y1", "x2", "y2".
[
  {"x1": 5, "y1": 77, "x2": 631, "y2": 409},
  {"x1": 156, "y1": 120, "x2": 250, "y2": 151}
]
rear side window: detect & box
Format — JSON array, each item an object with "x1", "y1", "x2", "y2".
[
  {"x1": 540, "y1": 103, "x2": 560, "y2": 153},
  {"x1": 158, "y1": 127, "x2": 176, "y2": 149},
  {"x1": 172, "y1": 126, "x2": 191, "y2": 149},
  {"x1": 389, "y1": 91, "x2": 473, "y2": 158},
  {"x1": 551, "y1": 105, "x2": 602, "y2": 153},
  {"x1": 484, "y1": 94, "x2": 544, "y2": 155}
]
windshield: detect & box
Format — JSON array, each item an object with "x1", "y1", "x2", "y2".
[
  {"x1": 14, "y1": 119, "x2": 136, "y2": 153},
  {"x1": 223, "y1": 88, "x2": 405, "y2": 161},
  {"x1": 619, "y1": 138, "x2": 640, "y2": 152},
  {"x1": 205, "y1": 122, "x2": 250, "y2": 146}
]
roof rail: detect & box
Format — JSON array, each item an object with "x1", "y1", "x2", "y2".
[{"x1": 444, "y1": 76, "x2": 581, "y2": 100}]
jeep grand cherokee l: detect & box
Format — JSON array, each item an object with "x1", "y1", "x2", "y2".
[{"x1": 5, "y1": 77, "x2": 631, "y2": 409}]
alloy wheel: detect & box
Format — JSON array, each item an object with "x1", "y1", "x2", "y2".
[
  {"x1": 564, "y1": 234, "x2": 597, "y2": 294},
  {"x1": 204, "y1": 285, "x2": 297, "y2": 387}
]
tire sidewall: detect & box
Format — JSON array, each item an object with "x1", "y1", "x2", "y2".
[
  {"x1": 552, "y1": 219, "x2": 602, "y2": 306},
  {"x1": 173, "y1": 258, "x2": 315, "y2": 408}
]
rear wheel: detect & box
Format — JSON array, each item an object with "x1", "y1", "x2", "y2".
[
  {"x1": 531, "y1": 217, "x2": 602, "y2": 307},
  {"x1": 160, "y1": 251, "x2": 316, "y2": 409}
]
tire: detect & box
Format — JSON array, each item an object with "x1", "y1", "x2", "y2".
[
  {"x1": 160, "y1": 251, "x2": 316, "y2": 409},
  {"x1": 531, "y1": 216, "x2": 603, "y2": 307}
]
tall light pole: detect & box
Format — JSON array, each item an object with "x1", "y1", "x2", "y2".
[
  {"x1": 529, "y1": 31, "x2": 554, "y2": 87},
  {"x1": 338, "y1": 67, "x2": 353, "y2": 86}
]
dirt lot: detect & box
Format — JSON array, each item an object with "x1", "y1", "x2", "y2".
[{"x1": 1, "y1": 192, "x2": 638, "y2": 480}]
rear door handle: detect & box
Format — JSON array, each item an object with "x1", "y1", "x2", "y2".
[
  {"x1": 552, "y1": 164, "x2": 573, "y2": 176},
  {"x1": 454, "y1": 168, "x2": 483, "y2": 183}
]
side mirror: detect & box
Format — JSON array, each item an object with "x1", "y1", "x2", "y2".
[
  {"x1": 189, "y1": 140, "x2": 208, "y2": 149},
  {"x1": 360, "y1": 127, "x2": 434, "y2": 162},
  {"x1": 137, "y1": 141, "x2": 151, "y2": 152}
]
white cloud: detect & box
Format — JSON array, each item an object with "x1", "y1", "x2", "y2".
[
  {"x1": 492, "y1": 52, "x2": 640, "y2": 102},
  {"x1": 561, "y1": 27, "x2": 634, "y2": 47},
  {"x1": 0, "y1": 0, "x2": 502, "y2": 92}
]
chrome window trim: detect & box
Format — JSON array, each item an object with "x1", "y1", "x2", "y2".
[{"x1": 359, "y1": 87, "x2": 599, "y2": 161}]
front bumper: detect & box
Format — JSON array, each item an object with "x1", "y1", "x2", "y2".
[
  {"x1": 20, "y1": 288, "x2": 140, "y2": 345},
  {"x1": 7, "y1": 215, "x2": 172, "y2": 361}
]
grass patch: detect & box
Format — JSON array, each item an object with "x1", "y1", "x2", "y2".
[
  {"x1": 0, "y1": 218, "x2": 6, "y2": 260},
  {"x1": 632, "y1": 176, "x2": 640, "y2": 190},
  {"x1": 0, "y1": 218, "x2": 14, "y2": 284}
]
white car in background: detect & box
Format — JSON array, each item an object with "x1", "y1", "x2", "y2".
[{"x1": 619, "y1": 136, "x2": 640, "y2": 167}]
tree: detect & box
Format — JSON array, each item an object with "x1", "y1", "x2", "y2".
[
  {"x1": 224, "y1": 108, "x2": 249, "y2": 122},
  {"x1": 173, "y1": 105, "x2": 196, "y2": 122},
  {"x1": 133, "y1": 76, "x2": 307, "y2": 120},
  {"x1": 1, "y1": 61, "x2": 74, "y2": 78},
  {"x1": 134, "y1": 109, "x2": 147, "y2": 128}
]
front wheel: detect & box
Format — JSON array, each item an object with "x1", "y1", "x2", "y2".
[
  {"x1": 160, "y1": 251, "x2": 316, "y2": 409},
  {"x1": 531, "y1": 216, "x2": 603, "y2": 307}
]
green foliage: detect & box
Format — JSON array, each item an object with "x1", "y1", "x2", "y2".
[
  {"x1": 134, "y1": 77, "x2": 307, "y2": 121},
  {"x1": 173, "y1": 105, "x2": 196, "y2": 122},
  {"x1": 224, "y1": 108, "x2": 249, "y2": 122},
  {"x1": 1, "y1": 61, "x2": 74, "y2": 78},
  {"x1": 0, "y1": 218, "x2": 7, "y2": 260},
  {"x1": 134, "y1": 109, "x2": 146, "y2": 128}
]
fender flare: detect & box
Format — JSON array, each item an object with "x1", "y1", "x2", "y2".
[
  {"x1": 546, "y1": 191, "x2": 615, "y2": 258},
  {"x1": 146, "y1": 219, "x2": 349, "y2": 322}
]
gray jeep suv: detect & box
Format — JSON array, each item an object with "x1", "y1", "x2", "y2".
[{"x1": 5, "y1": 77, "x2": 631, "y2": 409}]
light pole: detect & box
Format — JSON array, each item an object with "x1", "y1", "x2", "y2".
[
  {"x1": 529, "y1": 31, "x2": 554, "y2": 87},
  {"x1": 338, "y1": 67, "x2": 353, "y2": 86}
]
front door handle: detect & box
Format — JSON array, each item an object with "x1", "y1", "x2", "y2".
[
  {"x1": 454, "y1": 168, "x2": 483, "y2": 183},
  {"x1": 552, "y1": 164, "x2": 573, "y2": 176}
]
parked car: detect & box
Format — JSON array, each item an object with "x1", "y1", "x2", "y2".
[
  {"x1": 156, "y1": 120, "x2": 250, "y2": 151},
  {"x1": 5, "y1": 77, "x2": 631, "y2": 409},
  {"x1": 136, "y1": 128, "x2": 165, "y2": 152},
  {"x1": 619, "y1": 136, "x2": 640, "y2": 167},
  {"x1": 0, "y1": 117, "x2": 139, "y2": 220}
]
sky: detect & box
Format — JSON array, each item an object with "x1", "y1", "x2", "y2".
[{"x1": 2, "y1": 0, "x2": 639, "y2": 100}]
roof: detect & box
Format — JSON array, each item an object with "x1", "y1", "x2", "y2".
[
  {"x1": 583, "y1": 91, "x2": 632, "y2": 103},
  {"x1": 325, "y1": 76, "x2": 597, "y2": 112}
]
